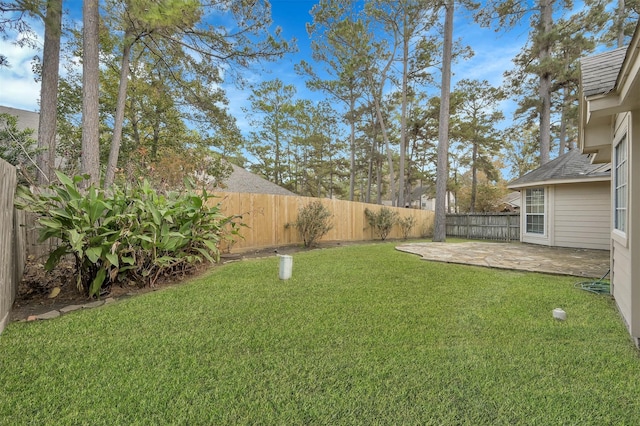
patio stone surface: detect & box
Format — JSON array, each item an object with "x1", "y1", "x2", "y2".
[{"x1": 395, "y1": 242, "x2": 610, "y2": 279}]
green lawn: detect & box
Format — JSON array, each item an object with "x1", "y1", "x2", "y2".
[{"x1": 1, "y1": 243, "x2": 639, "y2": 425}]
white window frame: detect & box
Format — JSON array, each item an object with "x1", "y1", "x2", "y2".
[
  {"x1": 613, "y1": 132, "x2": 628, "y2": 243},
  {"x1": 524, "y1": 187, "x2": 545, "y2": 236}
]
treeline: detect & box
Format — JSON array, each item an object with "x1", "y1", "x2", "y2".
[{"x1": 0, "y1": 0, "x2": 638, "y2": 214}]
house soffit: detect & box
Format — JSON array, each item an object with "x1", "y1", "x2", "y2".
[
  {"x1": 615, "y1": 22, "x2": 640, "y2": 110},
  {"x1": 507, "y1": 175, "x2": 610, "y2": 190}
]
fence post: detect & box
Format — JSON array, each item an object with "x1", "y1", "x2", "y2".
[
  {"x1": 466, "y1": 214, "x2": 470, "y2": 239},
  {"x1": 0, "y1": 159, "x2": 18, "y2": 335}
]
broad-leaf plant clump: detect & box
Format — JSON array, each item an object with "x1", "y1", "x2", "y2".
[{"x1": 16, "y1": 171, "x2": 241, "y2": 297}]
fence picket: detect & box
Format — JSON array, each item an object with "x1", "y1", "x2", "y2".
[
  {"x1": 210, "y1": 193, "x2": 435, "y2": 252},
  {"x1": 1, "y1": 159, "x2": 20, "y2": 334},
  {"x1": 445, "y1": 212, "x2": 520, "y2": 242}
]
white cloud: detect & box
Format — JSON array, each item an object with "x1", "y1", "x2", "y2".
[{"x1": 0, "y1": 32, "x2": 42, "y2": 111}]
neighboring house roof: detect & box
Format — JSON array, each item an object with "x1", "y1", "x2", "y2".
[
  {"x1": 0, "y1": 105, "x2": 39, "y2": 139},
  {"x1": 508, "y1": 149, "x2": 611, "y2": 189},
  {"x1": 217, "y1": 164, "x2": 295, "y2": 196},
  {"x1": 580, "y1": 47, "x2": 628, "y2": 97},
  {"x1": 501, "y1": 191, "x2": 521, "y2": 207},
  {"x1": 411, "y1": 185, "x2": 433, "y2": 199}
]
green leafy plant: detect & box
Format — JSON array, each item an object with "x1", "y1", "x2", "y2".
[
  {"x1": 364, "y1": 207, "x2": 398, "y2": 241},
  {"x1": 290, "y1": 200, "x2": 333, "y2": 248},
  {"x1": 15, "y1": 172, "x2": 241, "y2": 297},
  {"x1": 398, "y1": 215, "x2": 417, "y2": 240}
]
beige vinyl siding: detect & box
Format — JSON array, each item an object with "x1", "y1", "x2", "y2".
[
  {"x1": 612, "y1": 240, "x2": 632, "y2": 332},
  {"x1": 609, "y1": 110, "x2": 640, "y2": 341},
  {"x1": 553, "y1": 182, "x2": 611, "y2": 250},
  {"x1": 626, "y1": 110, "x2": 640, "y2": 338}
]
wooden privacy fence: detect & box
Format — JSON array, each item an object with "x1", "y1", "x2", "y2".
[
  {"x1": 210, "y1": 192, "x2": 435, "y2": 252},
  {"x1": 446, "y1": 212, "x2": 520, "y2": 242},
  {"x1": 1, "y1": 159, "x2": 27, "y2": 335}
]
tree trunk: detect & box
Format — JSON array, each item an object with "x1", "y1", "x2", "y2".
[
  {"x1": 81, "y1": 0, "x2": 101, "y2": 187},
  {"x1": 366, "y1": 138, "x2": 373, "y2": 203},
  {"x1": 104, "y1": 33, "x2": 133, "y2": 188},
  {"x1": 36, "y1": 0, "x2": 62, "y2": 184},
  {"x1": 433, "y1": 0, "x2": 454, "y2": 241},
  {"x1": 329, "y1": 152, "x2": 334, "y2": 199},
  {"x1": 373, "y1": 93, "x2": 396, "y2": 206},
  {"x1": 376, "y1": 154, "x2": 382, "y2": 205},
  {"x1": 349, "y1": 92, "x2": 356, "y2": 201},
  {"x1": 398, "y1": 16, "x2": 409, "y2": 208},
  {"x1": 470, "y1": 142, "x2": 478, "y2": 212},
  {"x1": 366, "y1": 110, "x2": 378, "y2": 204},
  {"x1": 151, "y1": 113, "x2": 160, "y2": 161},
  {"x1": 559, "y1": 86, "x2": 568, "y2": 155},
  {"x1": 538, "y1": 0, "x2": 553, "y2": 165},
  {"x1": 275, "y1": 118, "x2": 280, "y2": 185}
]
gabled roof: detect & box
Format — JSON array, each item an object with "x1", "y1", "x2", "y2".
[
  {"x1": 508, "y1": 149, "x2": 610, "y2": 189},
  {"x1": 0, "y1": 105, "x2": 39, "y2": 139},
  {"x1": 411, "y1": 185, "x2": 433, "y2": 199},
  {"x1": 501, "y1": 191, "x2": 521, "y2": 207},
  {"x1": 217, "y1": 164, "x2": 295, "y2": 196}
]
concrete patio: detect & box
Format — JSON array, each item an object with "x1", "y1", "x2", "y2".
[{"x1": 395, "y1": 242, "x2": 610, "y2": 279}]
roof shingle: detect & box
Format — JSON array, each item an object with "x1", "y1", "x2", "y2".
[
  {"x1": 580, "y1": 46, "x2": 628, "y2": 97},
  {"x1": 508, "y1": 149, "x2": 610, "y2": 188},
  {"x1": 217, "y1": 164, "x2": 295, "y2": 196}
]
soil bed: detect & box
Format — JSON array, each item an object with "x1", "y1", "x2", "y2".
[{"x1": 10, "y1": 242, "x2": 357, "y2": 322}]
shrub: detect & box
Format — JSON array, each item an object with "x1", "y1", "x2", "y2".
[
  {"x1": 291, "y1": 200, "x2": 333, "y2": 248},
  {"x1": 15, "y1": 172, "x2": 241, "y2": 297},
  {"x1": 398, "y1": 215, "x2": 417, "y2": 240},
  {"x1": 364, "y1": 207, "x2": 398, "y2": 241}
]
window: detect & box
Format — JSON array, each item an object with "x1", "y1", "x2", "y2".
[
  {"x1": 525, "y1": 188, "x2": 545, "y2": 235},
  {"x1": 614, "y1": 135, "x2": 628, "y2": 233}
]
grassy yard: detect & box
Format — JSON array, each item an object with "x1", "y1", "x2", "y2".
[{"x1": 1, "y1": 243, "x2": 639, "y2": 424}]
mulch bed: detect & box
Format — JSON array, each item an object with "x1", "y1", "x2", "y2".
[{"x1": 9, "y1": 243, "x2": 337, "y2": 322}]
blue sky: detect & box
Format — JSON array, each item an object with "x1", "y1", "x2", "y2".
[
  {"x1": 230, "y1": 0, "x2": 529, "y2": 133},
  {"x1": 0, "y1": 1, "x2": 529, "y2": 132}
]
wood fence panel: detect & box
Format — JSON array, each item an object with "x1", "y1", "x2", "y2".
[
  {"x1": 211, "y1": 193, "x2": 435, "y2": 252},
  {"x1": 0, "y1": 159, "x2": 18, "y2": 334},
  {"x1": 13, "y1": 209, "x2": 27, "y2": 287},
  {"x1": 446, "y1": 212, "x2": 520, "y2": 242}
]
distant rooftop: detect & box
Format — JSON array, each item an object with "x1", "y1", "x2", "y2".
[
  {"x1": 580, "y1": 46, "x2": 628, "y2": 97},
  {"x1": 508, "y1": 149, "x2": 610, "y2": 189},
  {"x1": 217, "y1": 164, "x2": 295, "y2": 196},
  {"x1": 0, "y1": 105, "x2": 40, "y2": 139}
]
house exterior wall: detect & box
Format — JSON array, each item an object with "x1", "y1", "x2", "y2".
[
  {"x1": 632, "y1": 110, "x2": 640, "y2": 341},
  {"x1": 579, "y1": 25, "x2": 640, "y2": 344},
  {"x1": 553, "y1": 181, "x2": 611, "y2": 250},
  {"x1": 420, "y1": 192, "x2": 455, "y2": 211},
  {"x1": 519, "y1": 182, "x2": 611, "y2": 250},
  {"x1": 610, "y1": 111, "x2": 640, "y2": 341}
]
